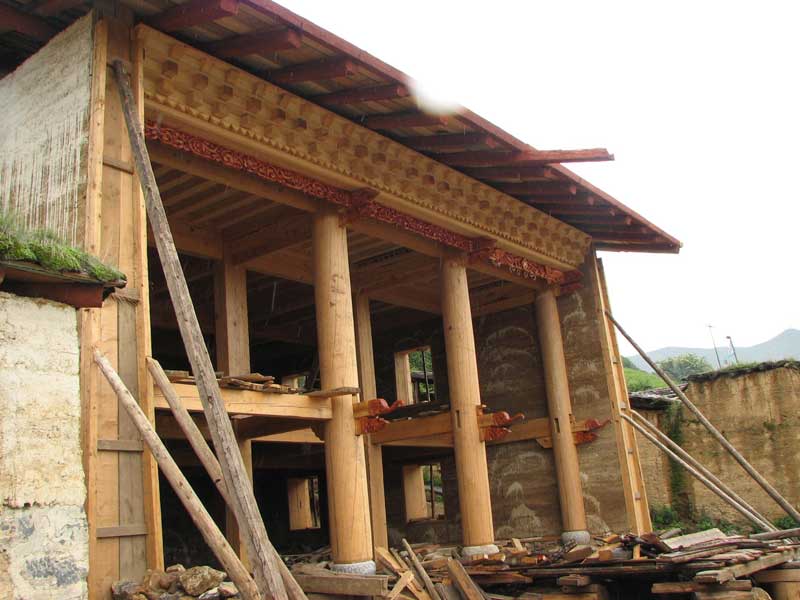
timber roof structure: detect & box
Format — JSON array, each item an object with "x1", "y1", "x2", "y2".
[{"x1": 0, "y1": 0, "x2": 681, "y2": 253}]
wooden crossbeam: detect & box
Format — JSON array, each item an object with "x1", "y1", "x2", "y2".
[
  {"x1": 589, "y1": 232, "x2": 660, "y2": 242},
  {"x1": 436, "y1": 148, "x2": 614, "y2": 167},
  {"x1": 496, "y1": 181, "x2": 578, "y2": 196},
  {"x1": 0, "y1": 4, "x2": 56, "y2": 41},
  {"x1": 34, "y1": 0, "x2": 84, "y2": 16},
  {"x1": 312, "y1": 83, "x2": 410, "y2": 105},
  {"x1": 363, "y1": 111, "x2": 452, "y2": 130},
  {"x1": 401, "y1": 133, "x2": 500, "y2": 152},
  {"x1": 462, "y1": 166, "x2": 557, "y2": 181},
  {"x1": 148, "y1": 0, "x2": 239, "y2": 32},
  {"x1": 268, "y1": 57, "x2": 356, "y2": 84},
  {"x1": 204, "y1": 28, "x2": 302, "y2": 58}
]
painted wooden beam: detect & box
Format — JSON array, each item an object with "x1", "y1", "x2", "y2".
[
  {"x1": 205, "y1": 28, "x2": 302, "y2": 58},
  {"x1": 148, "y1": 0, "x2": 239, "y2": 32}
]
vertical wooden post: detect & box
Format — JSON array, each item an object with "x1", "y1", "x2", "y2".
[
  {"x1": 214, "y1": 252, "x2": 252, "y2": 568},
  {"x1": 313, "y1": 210, "x2": 374, "y2": 570},
  {"x1": 287, "y1": 478, "x2": 315, "y2": 530},
  {"x1": 534, "y1": 288, "x2": 589, "y2": 543},
  {"x1": 394, "y1": 352, "x2": 415, "y2": 405},
  {"x1": 353, "y1": 293, "x2": 389, "y2": 553},
  {"x1": 440, "y1": 253, "x2": 497, "y2": 553},
  {"x1": 402, "y1": 466, "x2": 429, "y2": 521}
]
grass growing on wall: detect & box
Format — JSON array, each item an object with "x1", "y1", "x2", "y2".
[{"x1": 0, "y1": 211, "x2": 125, "y2": 283}]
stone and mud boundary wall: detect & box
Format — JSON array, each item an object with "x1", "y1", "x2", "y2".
[{"x1": 0, "y1": 292, "x2": 89, "y2": 599}]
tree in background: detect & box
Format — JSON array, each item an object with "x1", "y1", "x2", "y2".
[{"x1": 657, "y1": 353, "x2": 713, "y2": 382}]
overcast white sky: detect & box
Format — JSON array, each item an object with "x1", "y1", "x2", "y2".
[{"x1": 280, "y1": 0, "x2": 799, "y2": 352}]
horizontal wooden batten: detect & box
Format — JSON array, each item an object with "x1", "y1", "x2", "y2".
[
  {"x1": 268, "y1": 57, "x2": 356, "y2": 84},
  {"x1": 153, "y1": 383, "x2": 333, "y2": 420},
  {"x1": 496, "y1": 181, "x2": 578, "y2": 196},
  {"x1": 96, "y1": 524, "x2": 148, "y2": 538},
  {"x1": 148, "y1": 0, "x2": 239, "y2": 31},
  {"x1": 204, "y1": 28, "x2": 302, "y2": 58},
  {"x1": 312, "y1": 83, "x2": 409, "y2": 106},
  {"x1": 462, "y1": 166, "x2": 557, "y2": 181},
  {"x1": 436, "y1": 148, "x2": 614, "y2": 168},
  {"x1": 98, "y1": 439, "x2": 144, "y2": 452}
]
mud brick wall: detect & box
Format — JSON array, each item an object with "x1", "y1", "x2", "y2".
[
  {"x1": 374, "y1": 259, "x2": 632, "y2": 543},
  {"x1": 634, "y1": 409, "x2": 673, "y2": 511},
  {"x1": 0, "y1": 14, "x2": 95, "y2": 246},
  {"x1": 0, "y1": 292, "x2": 89, "y2": 599}
]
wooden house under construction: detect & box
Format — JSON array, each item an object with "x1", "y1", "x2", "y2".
[{"x1": 0, "y1": 1, "x2": 684, "y2": 598}]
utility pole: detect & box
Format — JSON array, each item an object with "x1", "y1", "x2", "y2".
[
  {"x1": 708, "y1": 324, "x2": 722, "y2": 369},
  {"x1": 726, "y1": 335, "x2": 740, "y2": 364}
]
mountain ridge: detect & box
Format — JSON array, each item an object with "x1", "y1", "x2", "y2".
[{"x1": 625, "y1": 328, "x2": 800, "y2": 372}]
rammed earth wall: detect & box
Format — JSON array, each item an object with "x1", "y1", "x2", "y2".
[
  {"x1": 0, "y1": 292, "x2": 88, "y2": 600},
  {"x1": 0, "y1": 14, "x2": 94, "y2": 246}
]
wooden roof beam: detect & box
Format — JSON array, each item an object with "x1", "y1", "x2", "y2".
[
  {"x1": 0, "y1": 4, "x2": 57, "y2": 41},
  {"x1": 312, "y1": 83, "x2": 410, "y2": 106},
  {"x1": 400, "y1": 132, "x2": 501, "y2": 152},
  {"x1": 34, "y1": 0, "x2": 85, "y2": 16},
  {"x1": 204, "y1": 28, "x2": 302, "y2": 58},
  {"x1": 268, "y1": 57, "x2": 357, "y2": 84},
  {"x1": 229, "y1": 212, "x2": 311, "y2": 265},
  {"x1": 461, "y1": 166, "x2": 557, "y2": 181},
  {"x1": 436, "y1": 148, "x2": 614, "y2": 167},
  {"x1": 496, "y1": 181, "x2": 578, "y2": 196},
  {"x1": 362, "y1": 111, "x2": 453, "y2": 130},
  {"x1": 148, "y1": 0, "x2": 239, "y2": 32}
]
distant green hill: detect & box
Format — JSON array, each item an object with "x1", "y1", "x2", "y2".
[{"x1": 625, "y1": 329, "x2": 800, "y2": 372}]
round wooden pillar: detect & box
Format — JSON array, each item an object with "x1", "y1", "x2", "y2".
[
  {"x1": 312, "y1": 209, "x2": 374, "y2": 568},
  {"x1": 534, "y1": 287, "x2": 589, "y2": 541},
  {"x1": 441, "y1": 254, "x2": 496, "y2": 551}
]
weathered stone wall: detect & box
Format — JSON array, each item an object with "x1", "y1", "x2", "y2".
[
  {"x1": 0, "y1": 14, "x2": 94, "y2": 246},
  {"x1": 640, "y1": 368, "x2": 800, "y2": 526},
  {"x1": 373, "y1": 257, "x2": 633, "y2": 543},
  {"x1": 0, "y1": 291, "x2": 89, "y2": 599}
]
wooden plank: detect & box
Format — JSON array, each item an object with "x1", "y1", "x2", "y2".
[
  {"x1": 96, "y1": 524, "x2": 148, "y2": 538},
  {"x1": 395, "y1": 352, "x2": 415, "y2": 406},
  {"x1": 664, "y1": 529, "x2": 728, "y2": 551},
  {"x1": 0, "y1": 4, "x2": 56, "y2": 41},
  {"x1": 753, "y1": 569, "x2": 800, "y2": 583},
  {"x1": 402, "y1": 539, "x2": 443, "y2": 600},
  {"x1": 387, "y1": 571, "x2": 415, "y2": 600},
  {"x1": 652, "y1": 581, "x2": 752, "y2": 594},
  {"x1": 446, "y1": 558, "x2": 484, "y2": 600},
  {"x1": 305, "y1": 386, "x2": 361, "y2": 398},
  {"x1": 205, "y1": 28, "x2": 302, "y2": 58},
  {"x1": 293, "y1": 573, "x2": 389, "y2": 597},
  {"x1": 148, "y1": 0, "x2": 239, "y2": 31},
  {"x1": 695, "y1": 551, "x2": 798, "y2": 584}
]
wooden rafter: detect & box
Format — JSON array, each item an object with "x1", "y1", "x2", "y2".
[
  {"x1": 34, "y1": 0, "x2": 84, "y2": 16},
  {"x1": 204, "y1": 28, "x2": 302, "y2": 58},
  {"x1": 496, "y1": 181, "x2": 578, "y2": 196},
  {"x1": 462, "y1": 166, "x2": 557, "y2": 181},
  {"x1": 229, "y1": 212, "x2": 311, "y2": 265},
  {"x1": 268, "y1": 57, "x2": 356, "y2": 84},
  {"x1": 401, "y1": 132, "x2": 500, "y2": 152},
  {"x1": 312, "y1": 83, "x2": 410, "y2": 105},
  {"x1": 362, "y1": 111, "x2": 453, "y2": 130},
  {"x1": 436, "y1": 148, "x2": 614, "y2": 167},
  {"x1": 0, "y1": 4, "x2": 57, "y2": 41},
  {"x1": 148, "y1": 0, "x2": 239, "y2": 32}
]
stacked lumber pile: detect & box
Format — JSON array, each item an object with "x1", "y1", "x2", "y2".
[{"x1": 165, "y1": 370, "x2": 302, "y2": 393}]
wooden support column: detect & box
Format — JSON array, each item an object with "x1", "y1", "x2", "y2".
[
  {"x1": 440, "y1": 253, "x2": 496, "y2": 551},
  {"x1": 353, "y1": 293, "x2": 389, "y2": 552},
  {"x1": 534, "y1": 288, "x2": 589, "y2": 541},
  {"x1": 213, "y1": 251, "x2": 252, "y2": 568},
  {"x1": 312, "y1": 210, "x2": 373, "y2": 567}
]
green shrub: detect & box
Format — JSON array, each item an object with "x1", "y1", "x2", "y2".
[{"x1": 624, "y1": 368, "x2": 666, "y2": 392}]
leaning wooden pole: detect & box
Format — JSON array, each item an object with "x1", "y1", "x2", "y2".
[
  {"x1": 621, "y1": 414, "x2": 770, "y2": 531},
  {"x1": 94, "y1": 350, "x2": 260, "y2": 600},
  {"x1": 606, "y1": 311, "x2": 800, "y2": 524},
  {"x1": 630, "y1": 410, "x2": 776, "y2": 531},
  {"x1": 111, "y1": 59, "x2": 287, "y2": 600},
  {"x1": 147, "y1": 358, "x2": 310, "y2": 600}
]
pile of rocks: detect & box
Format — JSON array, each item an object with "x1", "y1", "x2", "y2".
[{"x1": 112, "y1": 565, "x2": 239, "y2": 600}]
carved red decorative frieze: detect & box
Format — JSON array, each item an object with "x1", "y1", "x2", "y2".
[{"x1": 144, "y1": 121, "x2": 566, "y2": 284}]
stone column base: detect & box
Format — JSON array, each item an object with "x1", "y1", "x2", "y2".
[
  {"x1": 561, "y1": 530, "x2": 591, "y2": 545},
  {"x1": 331, "y1": 560, "x2": 377, "y2": 575},
  {"x1": 462, "y1": 543, "x2": 500, "y2": 557}
]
